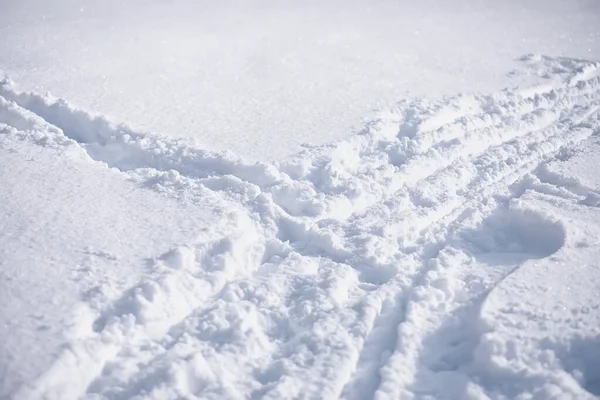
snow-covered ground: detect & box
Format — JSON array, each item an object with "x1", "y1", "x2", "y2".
[
  {"x1": 2, "y1": 54, "x2": 600, "y2": 399},
  {"x1": 2, "y1": 1, "x2": 600, "y2": 400},
  {"x1": 1, "y1": 0, "x2": 599, "y2": 160}
]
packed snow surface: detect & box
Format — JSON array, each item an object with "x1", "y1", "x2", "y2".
[
  {"x1": 1, "y1": 53, "x2": 600, "y2": 399},
  {"x1": 1, "y1": 0, "x2": 599, "y2": 160}
]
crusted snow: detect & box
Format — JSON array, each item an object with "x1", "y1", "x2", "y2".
[{"x1": 1, "y1": 54, "x2": 600, "y2": 399}]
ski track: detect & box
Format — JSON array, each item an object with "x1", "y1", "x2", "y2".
[{"x1": 1, "y1": 55, "x2": 600, "y2": 399}]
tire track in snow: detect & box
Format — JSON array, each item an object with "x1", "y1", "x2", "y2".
[
  {"x1": 340, "y1": 113, "x2": 600, "y2": 399},
  {"x1": 280, "y1": 65, "x2": 599, "y2": 398},
  {"x1": 250, "y1": 88, "x2": 600, "y2": 397},
  {"x1": 368, "y1": 109, "x2": 600, "y2": 398},
  {"x1": 176, "y1": 61, "x2": 600, "y2": 399},
  {"x1": 1, "y1": 56, "x2": 599, "y2": 399}
]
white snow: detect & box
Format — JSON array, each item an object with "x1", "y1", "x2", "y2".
[
  {"x1": 2, "y1": 1, "x2": 600, "y2": 399},
  {"x1": 1, "y1": 0, "x2": 599, "y2": 160}
]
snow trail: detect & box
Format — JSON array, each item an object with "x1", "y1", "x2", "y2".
[{"x1": 1, "y1": 55, "x2": 599, "y2": 399}]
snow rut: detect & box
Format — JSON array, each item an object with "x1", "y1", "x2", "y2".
[{"x1": 1, "y1": 55, "x2": 599, "y2": 399}]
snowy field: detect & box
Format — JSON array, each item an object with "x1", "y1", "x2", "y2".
[
  {"x1": 1, "y1": 1, "x2": 600, "y2": 399},
  {"x1": 1, "y1": 0, "x2": 599, "y2": 160}
]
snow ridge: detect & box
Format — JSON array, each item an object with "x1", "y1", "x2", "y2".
[{"x1": 1, "y1": 55, "x2": 600, "y2": 399}]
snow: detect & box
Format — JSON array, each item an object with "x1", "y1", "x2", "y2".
[
  {"x1": 0, "y1": 117, "x2": 239, "y2": 396},
  {"x1": 1, "y1": 0, "x2": 599, "y2": 160},
  {"x1": 2, "y1": 1, "x2": 600, "y2": 399}
]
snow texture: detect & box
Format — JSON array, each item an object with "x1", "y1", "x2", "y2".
[
  {"x1": 1, "y1": 55, "x2": 600, "y2": 399},
  {"x1": 1, "y1": 0, "x2": 599, "y2": 161}
]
